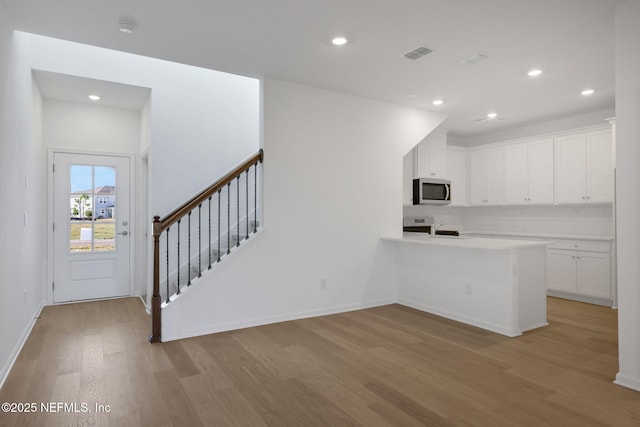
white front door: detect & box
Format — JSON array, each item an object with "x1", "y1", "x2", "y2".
[{"x1": 53, "y1": 152, "x2": 131, "y2": 302}]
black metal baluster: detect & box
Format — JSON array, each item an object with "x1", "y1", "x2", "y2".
[
  {"x1": 236, "y1": 176, "x2": 240, "y2": 247},
  {"x1": 177, "y1": 219, "x2": 181, "y2": 295},
  {"x1": 208, "y1": 196, "x2": 212, "y2": 269},
  {"x1": 198, "y1": 203, "x2": 202, "y2": 277},
  {"x1": 254, "y1": 162, "x2": 258, "y2": 233},
  {"x1": 188, "y1": 211, "x2": 192, "y2": 286},
  {"x1": 217, "y1": 189, "x2": 221, "y2": 262},
  {"x1": 227, "y1": 183, "x2": 231, "y2": 255},
  {"x1": 245, "y1": 169, "x2": 249, "y2": 239},
  {"x1": 165, "y1": 227, "x2": 170, "y2": 304}
]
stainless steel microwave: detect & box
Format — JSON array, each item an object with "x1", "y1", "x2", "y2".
[{"x1": 412, "y1": 178, "x2": 451, "y2": 205}]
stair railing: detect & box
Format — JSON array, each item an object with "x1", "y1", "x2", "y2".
[{"x1": 150, "y1": 149, "x2": 264, "y2": 343}]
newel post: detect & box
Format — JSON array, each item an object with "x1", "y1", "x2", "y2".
[{"x1": 149, "y1": 215, "x2": 162, "y2": 343}]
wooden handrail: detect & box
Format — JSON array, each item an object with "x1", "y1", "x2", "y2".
[
  {"x1": 149, "y1": 148, "x2": 263, "y2": 343},
  {"x1": 159, "y1": 149, "x2": 264, "y2": 232}
]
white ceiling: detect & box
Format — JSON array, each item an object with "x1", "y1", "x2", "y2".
[
  {"x1": 32, "y1": 70, "x2": 151, "y2": 111},
  {"x1": 3, "y1": 0, "x2": 623, "y2": 137}
]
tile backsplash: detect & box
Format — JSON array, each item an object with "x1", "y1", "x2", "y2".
[{"x1": 404, "y1": 204, "x2": 614, "y2": 236}]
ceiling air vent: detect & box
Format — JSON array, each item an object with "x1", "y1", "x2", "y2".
[{"x1": 404, "y1": 47, "x2": 433, "y2": 60}]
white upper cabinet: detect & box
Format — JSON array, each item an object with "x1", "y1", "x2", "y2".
[
  {"x1": 503, "y1": 138, "x2": 554, "y2": 205},
  {"x1": 555, "y1": 129, "x2": 613, "y2": 204},
  {"x1": 469, "y1": 147, "x2": 502, "y2": 206},
  {"x1": 447, "y1": 146, "x2": 468, "y2": 206},
  {"x1": 586, "y1": 129, "x2": 614, "y2": 203},
  {"x1": 415, "y1": 134, "x2": 447, "y2": 178},
  {"x1": 402, "y1": 150, "x2": 414, "y2": 205},
  {"x1": 528, "y1": 139, "x2": 555, "y2": 204},
  {"x1": 503, "y1": 143, "x2": 528, "y2": 204},
  {"x1": 403, "y1": 130, "x2": 448, "y2": 205}
]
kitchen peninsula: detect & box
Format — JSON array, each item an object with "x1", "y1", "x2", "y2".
[{"x1": 383, "y1": 234, "x2": 548, "y2": 337}]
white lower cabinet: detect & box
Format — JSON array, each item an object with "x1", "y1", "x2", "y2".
[
  {"x1": 469, "y1": 233, "x2": 614, "y2": 305},
  {"x1": 546, "y1": 240, "x2": 611, "y2": 303},
  {"x1": 547, "y1": 249, "x2": 577, "y2": 293},
  {"x1": 577, "y1": 252, "x2": 611, "y2": 298}
]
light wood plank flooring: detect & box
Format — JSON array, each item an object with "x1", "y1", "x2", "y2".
[{"x1": 0, "y1": 297, "x2": 638, "y2": 426}]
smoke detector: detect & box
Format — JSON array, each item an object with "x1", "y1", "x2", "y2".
[
  {"x1": 118, "y1": 18, "x2": 136, "y2": 34},
  {"x1": 404, "y1": 47, "x2": 433, "y2": 61}
]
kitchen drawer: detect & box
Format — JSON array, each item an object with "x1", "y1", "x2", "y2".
[{"x1": 547, "y1": 240, "x2": 610, "y2": 253}]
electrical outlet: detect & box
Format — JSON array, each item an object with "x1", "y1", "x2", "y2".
[
  {"x1": 23, "y1": 211, "x2": 28, "y2": 227},
  {"x1": 464, "y1": 283, "x2": 472, "y2": 295},
  {"x1": 321, "y1": 278, "x2": 327, "y2": 289},
  {"x1": 24, "y1": 290, "x2": 28, "y2": 305}
]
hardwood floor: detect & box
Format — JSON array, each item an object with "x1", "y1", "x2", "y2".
[{"x1": 0, "y1": 297, "x2": 638, "y2": 426}]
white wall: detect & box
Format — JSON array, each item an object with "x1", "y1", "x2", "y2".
[
  {"x1": 0, "y1": 29, "x2": 47, "y2": 388},
  {"x1": 140, "y1": 97, "x2": 151, "y2": 154},
  {"x1": 42, "y1": 99, "x2": 141, "y2": 152},
  {"x1": 614, "y1": 0, "x2": 640, "y2": 392},
  {"x1": 26, "y1": 33, "x2": 260, "y2": 217},
  {"x1": 161, "y1": 78, "x2": 446, "y2": 340},
  {"x1": 139, "y1": 97, "x2": 152, "y2": 301},
  {"x1": 453, "y1": 108, "x2": 615, "y2": 147},
  {"x1": 27, "y1": 33, "x2": 259, "y2": 305}
]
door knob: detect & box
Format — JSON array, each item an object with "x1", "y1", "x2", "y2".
[{"x1": 118, "y1": 230, "x2": 128, "y2": 236}]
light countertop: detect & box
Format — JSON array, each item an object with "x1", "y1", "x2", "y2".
[
  {"x1": 382, "y1": 233, "x2": 549, "y2": 250},
  {"x1": 460, "y1": 230, "x2": 614, "y2": 241}
]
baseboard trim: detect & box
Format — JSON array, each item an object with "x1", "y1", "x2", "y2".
[
  {"x1": 546, "y1": 290, "x2": 613, "y2": 307},
  {"x1": 0, "y1": 301, "x2": 45, "y2": 391},
  {"x1": 397, "y1": 298, "x2": 522, "y2": 338},
  {"x1": 614, "y1": 373, "x2": 640, "y2": 392},
  {"x1": 162, "y1": 298, "x2": 396, "y2": 342}
]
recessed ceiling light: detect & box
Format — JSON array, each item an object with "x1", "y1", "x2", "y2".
[
  {"x1": 88, "y1": 95, "x2": 101, "y2": 101},
  {"x1": 581, "y1": 89, "x2": 595, "y2": 96},
  {"x1": 432, "y1": 99, "x2": 443, "y2": 106},
  {"x1": 487, "y1": 112, "x2": 498, "y2": 119},
  {"x1": 527, "y1": 69, "x2": 542, "y2": 77},
  {"x1": 332, "y1": 37, "x2": 347, "y2": 46}
]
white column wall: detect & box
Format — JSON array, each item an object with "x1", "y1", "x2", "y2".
[
  {"x1": 614, "y1": 0, "x2": 640, "y2": 392},
  {"x1": 161, "y1": 78, "x2": 446, "y2": 340},
  {"x1": 0, "y1": 28, "x2": 47, "y2": 387}
]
